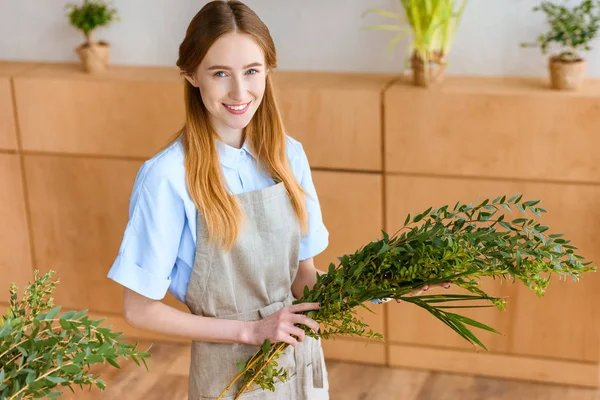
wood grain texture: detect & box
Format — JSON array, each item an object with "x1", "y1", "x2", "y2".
[
  {"x1": 22, "y1": 154, "x2": 188, "y2": 315},
  {"x1": 274, "y1": 71, "x2": 391, "y2": 171},
  {"x1": 0, "y1": 154, "x2": 32, "y2": 302},
  {"x1": 385, "y1": 175, "x2": 600, "y2": 364},
  {"x1": 385, "y1": 76, "x2": 600, "y2": 182},
  {"x1": 389, "y1": 344, "x2": 599, "y2": 388},
  {"x1": 0, "y1": 78, "x2": 17, "y2": 151},
  {"x1": 0, "y1": 61, "x2": 37, "y2": 151},
  {"x1": 312, "y1": 170, "x2": 386, "y2": 339},
  {"x1": 13, "y1": 63, "x2": 185, "y2": 157},
  {"x1": 46, "y1": 340, "x2": 600, "y2": 399},
  {"x1": 322, "y1": 337, "x2": 386, "y2": 365}
]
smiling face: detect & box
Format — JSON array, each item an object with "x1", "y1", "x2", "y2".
[{"x1": 185, "y1": 32, "x2": 267, "y2": 142}]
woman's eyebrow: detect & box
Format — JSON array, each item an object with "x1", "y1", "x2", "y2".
[{"x1": 207, "y1": 62, "x2": 263, "y2": 70}]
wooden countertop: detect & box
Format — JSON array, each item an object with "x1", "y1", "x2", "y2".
[{"x1": 388, "y1": 74, "x2": 600, "y2": 97}]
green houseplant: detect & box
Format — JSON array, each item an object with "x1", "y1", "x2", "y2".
[
  {"x1": 364, "y1": 0, "x2": 468, "y2": 87},
  {"x1": 65, "y1": 0, "x2": 119, "y2": 73},
  {"x1": 0, "y1": 270, "x2": 150, "y2": 399},
  {"x1": 522, "y1": 0, "x2": 600, "y2": 90}
]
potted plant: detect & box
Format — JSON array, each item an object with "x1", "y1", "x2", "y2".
[
  {"x1": 0, "y1": 270, "x2": 150, "y2": 399},
  {"x1": 522, "y1": 0, "x2": 600, "y2": 91},
  {"x1": 364, "y1": 0, "x2": 468, "y2": 87},
  {"x1": 65, "y1": 0, "x2": 119, "y2": 74}
]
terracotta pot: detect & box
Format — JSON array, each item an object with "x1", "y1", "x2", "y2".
[
  {"x1": 548, "y1": 56, "x2": 586, "y2": 91},
  {"x1": 411, "y1": 51, "x2": 446, "y2": 87},
  {"x1": 76, "y1": 41, "x2": 110, "y2": 74}
]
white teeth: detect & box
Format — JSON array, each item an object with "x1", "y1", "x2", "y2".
[{"x1": 226, "y1": 103, "x2": 248, "y2": 111}]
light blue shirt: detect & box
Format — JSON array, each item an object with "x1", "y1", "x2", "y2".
[{"x1": 107, "y1": 135, "x2": 329, "y2": 303}]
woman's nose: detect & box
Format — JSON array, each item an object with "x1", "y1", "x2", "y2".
[{"x1": 229, "y1": 77, "x2": 245, "y2": 101}]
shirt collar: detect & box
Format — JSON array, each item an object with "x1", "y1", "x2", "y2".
[{"x1": 215, "y1": 138, "x2": 255, "y2": 168}]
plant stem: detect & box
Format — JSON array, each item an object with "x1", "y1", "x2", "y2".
[
  {"x1": 86, "y1": 30, "x2": 97, "y2": 46},
  {"x1": 7, "y1": 361, "x2": 75, "y2": 400},
  {"x1": 234, "y1": 342, "x2": 288, "y2": 399},
  {"x1": 215, "y1": 350, "x2": 265, "y2": 400}
]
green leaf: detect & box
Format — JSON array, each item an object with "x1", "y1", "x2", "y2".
[
  {"x1": 261, "y1": 339, "x2": 271, "y2": 354},
  {"x1": 451, "y1": 313, "x2": 502, "y2": 334},
  {"x1": 60, "y1": 364, "x2": 80, "y2": 374},
  {"x1": 46, "y1": 376, "x2": 67, "y2": 384},
  {"x1": 364, "y1": 8, "x2": 404, "y2": 20},
  {"x1": 26, "y1": 370, "x2": 36, "y2": 385},
  {"x1": 43, "y1": 306, "x2": 61, "y2": 321},
  {"x1": 59, "y1": 310, "x2": 76, "y2": 320},
  {"x1": 508, "y1": 193, "x2": 521, "y2": 203}
]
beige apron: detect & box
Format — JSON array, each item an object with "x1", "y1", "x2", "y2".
[{"x1": 185, "y1": 182, "x2": 327, "y2": 399}]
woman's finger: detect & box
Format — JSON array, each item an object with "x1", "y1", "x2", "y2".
[
  {"x1": 278, "y1": 333, "x2": 299, "y2": 347},
  {"x1": 289, "y1": 302, "x2": 320, "y2": 313},
  {"x1": 291, "y1": 314, "x2": 320, "y2": 333},
  {"x1": 286, "y1": 325, "x2": 306, "y2": 342}
]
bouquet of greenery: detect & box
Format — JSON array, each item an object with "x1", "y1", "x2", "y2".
[
  {"x1": 521, "y1": 0, "x2": 600, "y2": 62},
  {"x1": 0, "y1": 270, "x2": 151, "y2": 400},
  {"x1": 219, "y1": 194, "x2": 596, "y2": 399}
]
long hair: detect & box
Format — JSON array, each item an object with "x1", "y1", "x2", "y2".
[{"x1": 173, "y1": 0, "x2": 308, "y2": 250}]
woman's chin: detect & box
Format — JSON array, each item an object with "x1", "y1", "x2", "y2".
[{"x1": 224, "y1": 114, "x2": 256, "y2": 130}]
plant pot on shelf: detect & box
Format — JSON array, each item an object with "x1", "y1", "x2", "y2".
[
  {"x1": 411, "y1": 50, "x2": 446, "y2": 87},
  {"x1": 76, "y1": 40, "x2": 110, "y2": 73},
  {"x1": 548, "y1": 55, "x2": 586, "y2": 91}
]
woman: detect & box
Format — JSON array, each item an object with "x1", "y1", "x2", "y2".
[{"x1": 108, "y1": 1, "x2": 330, "y2": 398}]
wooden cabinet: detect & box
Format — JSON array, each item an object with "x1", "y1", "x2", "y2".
[
  {"x1": 312, "y1": 170, "x2": 385, "y2": 364},
  {"x1": 2, "y1": 60, "x2": 600, "y2": 386},
  {"x1": 274, "y1": 71, "x2": 390, "y2": 171},
  {"x1": 383, "y1": 77, "x2": 600, "y2": 386},
  {"x1": 13, "y1": 63, "x2": 185, "y2": 157},
  {"x1": 0, "y1": 62, "x2": 36, "y2": 151},
  {"x1": 0, "y1": 154, "x2": 32, "y2": 302},
  {"x1": 22, "y1": 154, "x2": 187, "y2": 318},
  {"x1": 385, "y1": 77, "x2": 600, "y2": 183}
]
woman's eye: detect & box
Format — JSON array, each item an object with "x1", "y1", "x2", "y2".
[
  {"x1": 214, "y1": 71, "x2": 227, "y2": 77},
  {"x1": 246, "y1": 69, "x2": 258, "y2": 75}
]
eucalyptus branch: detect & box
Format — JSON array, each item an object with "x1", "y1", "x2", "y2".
[
  {"x1": 0, "y1": 270, "x2": 152, "y2": 400},
  {"x1": 223, "y1": 193, "x2": 596, "y2": 398}
]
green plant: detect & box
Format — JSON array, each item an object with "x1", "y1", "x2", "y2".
[
  {"x1": 65, "y1": 0, "x2": 119, "y2": 45},
  {"x1": 522, "y1": 0, "x2": 600, "y2": 61},
  {"x1": 363, "y1": 0, "x2": 468, "y2": 70},
  {"x1": 0, "y1": 270, "x2": 151, "y2": 400},
  {"x1": 220, "y1": 194, "x2": 596, "y2": 399}
]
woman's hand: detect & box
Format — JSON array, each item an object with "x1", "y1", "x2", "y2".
[
  {"x1": 246, "y1": 302, "x2": 320, "y2": 347},
  {"x1": 395, "y1": 282, "x2": 451, "y2": 303}
]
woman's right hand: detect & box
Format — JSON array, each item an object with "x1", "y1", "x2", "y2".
[{"x1": 245, "y1": 302, "x2": 321, "y2": 347}]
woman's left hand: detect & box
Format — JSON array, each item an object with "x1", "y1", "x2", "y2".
[{"x1": 395, "y1": 282, "x2": 451, "y2": 303}]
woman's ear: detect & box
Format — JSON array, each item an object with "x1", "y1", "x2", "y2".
[{"x1": 182, "y1": 72, "x2": 198, "y2": 87}]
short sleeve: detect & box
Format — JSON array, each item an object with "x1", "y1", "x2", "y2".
[
  {"x1": 296, "y1": 144, "x2": 329, "y2": 261},
  {"x1": 107, "y1": 162, "x2": 185, "y2": 300}
]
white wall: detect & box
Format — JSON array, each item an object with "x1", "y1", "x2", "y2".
[{"x1": 1, "y1": 0, "x2": 599, "y2": 77}]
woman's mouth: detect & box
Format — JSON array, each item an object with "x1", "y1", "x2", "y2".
[{"x1": 223, "y1": 102, "x2": 251, "y2": 115}]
